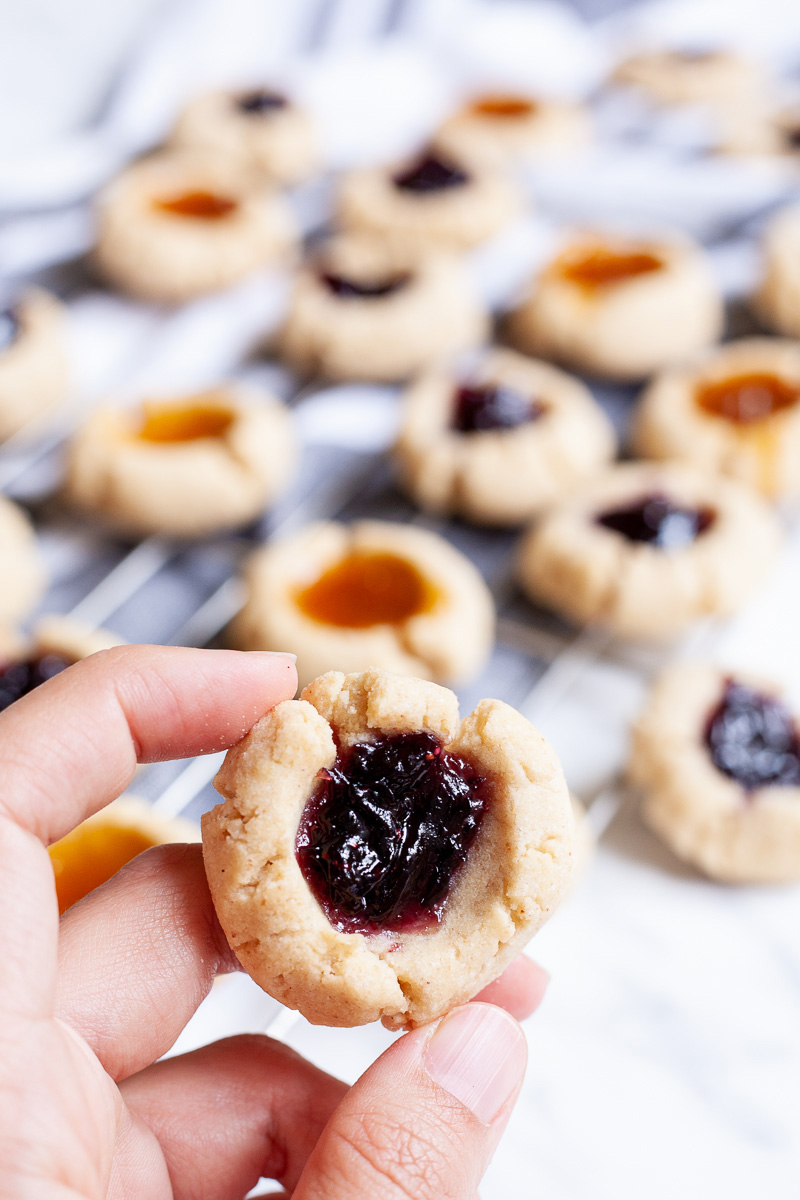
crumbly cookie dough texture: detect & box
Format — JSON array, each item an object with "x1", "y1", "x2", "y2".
[
  {"x1": 94, "y1": 151, "x2": 297, "y2": 303},
  {"x1": 231, "y1": 519, "x2": 495, "y2": 688},
  {"x1": 517, "y1": 462, "x2": 780, "y2": 640},
  {"x1": 633, "y1": 338, "x2": 800, "y2": 500},
  {"x1": 613, "y1": 49, "x2": 763, "y2": 107},
  {"x1": 508, "y1": 234, "x2": 723, "y2": 381},
  {"x1": 170, "y1": 89, "x2": 319, "y2": 186},
  {"x1": 0, "y1": 495, "x2": 46, "y2": 626},
  {"x1": 0, "y1": 289, "x2": 69, "y2": 440},
  {"x1": 336, "y1": 148, "x2": 521, "y2": 251},
  {"x1": 436, "y1": 97, "x2": 590, "y2": 166},
  {"x1": 65, "y1": 385, "x2": 296, "y2": 538},
  {"x1": 629, "y1": 663, "x2": 800, "y2": 883},
  {"x1": 278, "y1": 233, "x2": 489, "y2": 381},
  {"x1": 203, "y1": 667, "x2": 574, "y2": 1028},
  {"x1": 395, "y1": 348, "x2": 616, "y2": 525},
  {"x1": 754, "y1": 207, "x2": 800, "y2": 339}
]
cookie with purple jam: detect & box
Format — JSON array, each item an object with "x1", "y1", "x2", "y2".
[
  {"x1": 202, "y1": 667, "x2": 573, "y2": 1028},
  {"x1": 629, "y1": 663, "x2": 800, "y2": 882}
]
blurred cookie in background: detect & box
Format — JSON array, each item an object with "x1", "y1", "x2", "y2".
[
  {"x1": 612, "y1": 47, "x2": 764, "y2": 109},
  {"x1": 0, "y1": 616, "x2": 125, "y2": 714},
  {"x1": 436, "y1": 91, "x2": 591, "y2": 167},
  {"x1": 0, "y1": 494, "x2": 47, "y2": 627},
  {"x1": 0, "y1": 289, "x2": 69, "y2": 440}
]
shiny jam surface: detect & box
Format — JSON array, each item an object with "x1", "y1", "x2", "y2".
[
  {"x1": 320, "y1": 272, "x2": 410, "y2": 299},
  {"x1": 154, "y1": 190, "x2": 237, "y2": 220},
  {"x1": 296, "y1": 731, "x2": 489, "y2": 933},
  {"x1": 295, "y1": 552, "x2": 438, "y2": 628},
  {"x1": 393, "y1": 152, "x2": 469, "y2": 193},
  {"x1": 50, "y1": 822, "x2": 158, "y2": 914},
  {"x1": 0, "y1": 307, "x2": 20, "y2": 353},
  {"x1": 452, "y1": 382, "x2": 543, "y2": 433},
  {"x1": 0, "y1": 654, "x2": 72, "y2": 713},
  {"x1": 470, "y1": 94, "x2": 537, "y2": 119},
  {"x1": 695, "y1": 372, "x2": 800, "y2": 425},
  {"x1": 557, "y1": 245, "x2": 664, "y2": 290},
  {"x1": 236, "y1": 88, "x2": 287, "y2": 114},
  {"x1": 596, "y1": 492, "x2": 715, "y2": 549},
  {"x1": 137, "y1": 399, "x2": 235, "y2": 443},
  {"x1": 705, "y1": 680, "x2": 800, "y2": 792}
]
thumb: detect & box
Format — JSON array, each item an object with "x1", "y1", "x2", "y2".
[{"x1": 293, "y1": 1003, "x2": 527, "y2": 1200}]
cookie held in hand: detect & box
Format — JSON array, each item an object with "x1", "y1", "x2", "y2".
[{"x1": 202, "y1": 668, "x2": 573, "y2": 1029}]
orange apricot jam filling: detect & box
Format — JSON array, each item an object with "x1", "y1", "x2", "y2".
[
  {"x1": 695, "y1": 372, "x2": 800, "y2": 424},
  {"x1": 470, "y1": 94, "x2": 537, "y2": 119},
  {"x1": 556, "y1": 244, "x2": 664, "y2": 290},
  {"x1": 154, "y1": 190, "x2": 237, "y2": 219},
  {"x1": 50, "y1": 821, "x2": 158, "y2": 914},
  {"x1": 137, "y1": 398, "x2": 235, "y2": 443},
  {"x1": 295, "y1": 552, "x2": 439, "y2": 629}
]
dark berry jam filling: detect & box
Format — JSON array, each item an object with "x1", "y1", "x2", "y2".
[
  {"x1": 320, "y1": 272, "x2": 410, "y2": 299},
  {"x1": 0, "y1": 653, "x2": 72, "y2": 713},
  {"x1": 596, "y1": 492, "x2": 715, "y2": 550},
  {"x1": 452, "y1": 382, "x2": 543, "y2": 434},
  {"x1": 0, "y1": 308, "x2": 20, "y2": 353},
  {"x1": 296, "y1": 731, "x2": 489, "y2": 934},
  {"x1": 705, "y1": 680, "x2": 800, "y2": 792},
  {"x1": 393, "y1": 152, "x2": 470, "y2": 194},
  {"x1": 236, "y1": 88, "x2": 288, "y2": 114}
]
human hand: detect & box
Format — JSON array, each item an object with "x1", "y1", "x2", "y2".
[{"x1": 0, "y1": 645, "x2": 548, "y2": 1199}]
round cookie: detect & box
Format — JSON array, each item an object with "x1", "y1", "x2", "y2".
[
  {"x1": 0, "y1": 614, "x2": 126, "y2": 713},
  {"x1": 508, "y1": 232, "x2": 723, "y2": 381},
  {"x1": 278, "y1": 233, "x2": 489, "y2": 382},
  {"x1": 516, "y1": 461, "x2": 780, "y2": 641},
  {"x1": 51, "y1": 794, "x2": 200, "y2": 914},
  {"x1": 202, "y1": 666, "x2": 574, "y2": 1028},
  {"x1": 65, "y1": 384, "x2": 296, "y2": 539},
  {"x1": 0, "y1": 289, "x2": 69, "y2": 440},
  {"x1": 231, "y1": 519, "x2": 495, "y2": 688},
  {"x1": 629, "y1": 662, "x2": 800, "y2": 883},
  {"x1": 94, "y1": 151, "x2": 297, "y2": 304},
  {"x1": 0, "y1": 495, "x2": 46, "y2": 627},
  {"x1": 170, "y1": 86, "x2": 318, "y2": 186},
  {"x1": 633, "y1": 338, "x2": 800, "y2": 501},
  {"x1": 336, "y1": 143, "x2": 521, "y2": 251},
  {"x1": 394, "y1": 347, "x2": 616, "y2": 525},
  {"x1": 612, "y1": 48, "x2": 763, "y2": 107},
  {"x1": 754, "y1": 207, "x2": 800, "y2": 339},
  {"x1": 436, "y1": 93, "x2": 590, "y2": 166}
]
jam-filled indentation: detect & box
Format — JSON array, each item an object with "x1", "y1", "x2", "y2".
[
  {"x1": 137, "y1": 399, "x2": 235, "y2": 443},
  {"x1": 470, "y1": 94, "x2": 537, "y2": 119},
  {"x1": 49, "y1": 821, "x2": 159, "y2": 914},
  {"x1": 154, "y1": 190, "x2": 238, "y2": 220},
  {"x1": 0, "y1": 653, "x2": 72, "y2": 713},
  {"x1": 295, "y1": 552, "x2": 439, "y2": 628},
  {"x1": 695, "y1": 372, "x2": 800, "y2": 425},
  {"x1": 596, "y1": 492, "x2": 715, "y2": 549},
  {"x1": 393, "y1": 152, "x2": 470, "y2": 194},
  {"x1": 557, "y1": 245, "x2": 664, "y2": 290},
  {"x1": 236, "y1": 88, "x2": 288, "y2": 114},
  {"x1": 296, "y1": 731, "x2": 489, "y2": 933},
  {"x1": 705, "y1": 679, "x2": 800, "y2": 792},
  {"x1": 0, "y1": 307, "x2": 20, "y2": 353},
  {"x1": 452, "y1": 382, "x2": 543, "y2": 433},
  {"x1": 320, "y1": 272, "x2": 410, "y2": 300}
]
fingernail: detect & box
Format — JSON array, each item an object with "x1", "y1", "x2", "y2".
[
  {"x1": 423, "y1": 1004, "x2": 527, "y2": 1125},
  {"x1": 251, "y1": 651, "x2": 297, "y2": 663}
]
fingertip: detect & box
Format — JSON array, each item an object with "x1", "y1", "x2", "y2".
[{"x1": 473, "y1": 955, "x2": 550, "y2": 1020}]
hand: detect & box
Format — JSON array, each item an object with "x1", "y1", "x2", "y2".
[{"x1": 0, "y1": 645, "x2": 548, "y2": 1199}]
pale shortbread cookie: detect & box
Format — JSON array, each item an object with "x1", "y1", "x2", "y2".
[
  {"x1": 613, "y1": 49, "x2": 763, "y2": 107},
  {"x1": 633, "y1": 338, "x2": 800, "y2": 500},
  {"x1": 0, "y1": 615, "x2": 126, "y2": 667},
  {"x1": 231, "y1": 519, "x2": 495, "y2": 688},
  {"x1": 202, "y1": 667, "x2": 573, "y2": 1028},
  {"x1": 0, "y1": 289, "x2": 69, "y2": 440},
  {"x1": 170, "y1": 87, "x2": 319, "y2": 186},
  {"x1": 94, "y1": 151, "x2": 297, "y2": 304},
  {"x1": 278, "y1": 233, "x2": 489, "y2": 382},
  {"x1": 436, "y1": 93, "x2": 591, "y2": 167},
  {"x1": 754, "y1": 208, "x2": 800, "y2": 339},
  {"x1": 336, "y1": 145, "x2": 521, "y2": 251},
  {"x1": 517, "y1": 461, "x2": 780, "y2": 641},
  {"x1": 394, "y1": 347, "x2": 616, "y2": 525},
  {"x1": 629, "y1": 663, "x2": 800, "y2": 883},
  {"x1": 0, "y1": 495, "x2": 46, "y2": 626},
  {"x1": 508, "y1": 233, "x2": 723, "y2": 381},
  {"x1": 65, "y1": 384, "x2": 296, "y2": 539}
]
